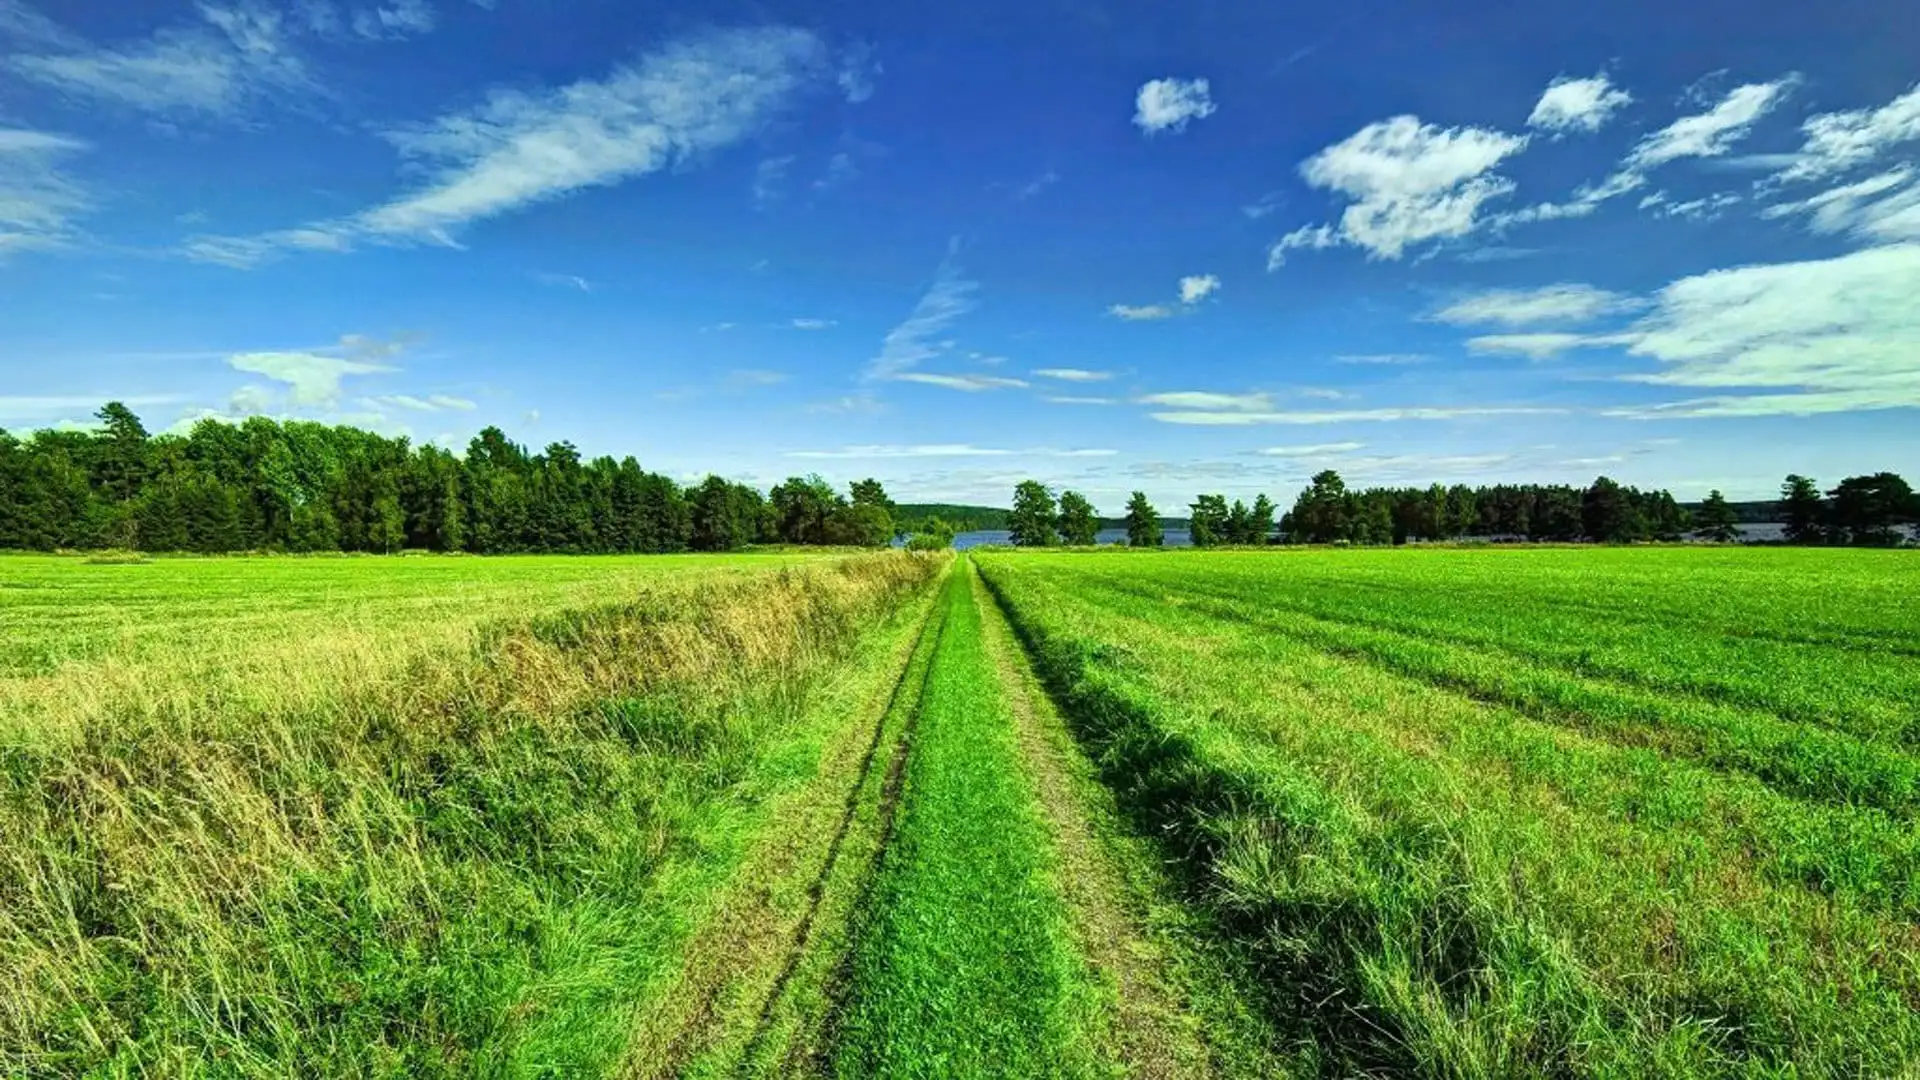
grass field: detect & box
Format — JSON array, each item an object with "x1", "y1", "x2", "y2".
[{"x1": 2, "y1": 546, "x2": 1915, "y2": 1077}]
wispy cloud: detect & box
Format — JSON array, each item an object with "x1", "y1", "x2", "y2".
[
  {"x1": 1032, "y1": 367, "x2": 1111, "y2": 382},
  {"x1": 1150, "y1": 405, "x2": 1566, "y2": 425},
  {"x1": 1775, "y1": 82, "x2": 1920, "y2": 182},
  {"x1": 789, "y1": 444, "x2": 1114, "y2": 459},
  {"x1": 533, "y1": 271, "x2": 592, "y2": 291},
  {"x1": 865, "y1": 247, "x2": 977, "y2": 381},
  {"x1": 7, "y1": 2, "x2": 314, "y2": 121},
  {"x1": 0, "y1": 393, "x2": 185, "y2": 422},
  {"x1": 224, "y1": 333, "x2": 413, "y2": 406},
  {"x1": 1258, "y1": 441, "x2": 1366, "y2": 456},
  {"x1": 1108, "y1": 303, "x2": 1175, "y2": 321},
  {"x1": 895, "y1": 372, "x2": 1028, "y2": 392},
  {"x1": 186, "y1": 26, "x2": 835, "y2": 265},
  {"x1": 1432, "y1": 283, "x2": 1642, "y2": 326},
  {"x1": 1762, "y1": 165, "x2": 1920, "y2": 243},
  {"x1": 1134, "y1": 77, "x2": 1216, "y2": 134},
  {"x1": 1137, "y1": 390, "x2": 1273, "y2": 411},
  {"x1": 1111, "y1": 273, "x2": 1221, "y2": 320},
  {"x1": 789, "y1": 317, "x2": 837, "y2": 330},
  {"x1": 1013, "y1": 169, "x2": 1059, "y2": 201},
  {"x1": 1041, "y1": 395, "x2": 1117, "y2": 405},
  {"x1": 366, "y1": 392, "x2": 475, "y2": 412},
  {"x1": 1335, "y1": 353, "x2": 1431, "y2": 365},
  {"x1": 0, "y1": 127, "x2": 89, "y2": 254}
]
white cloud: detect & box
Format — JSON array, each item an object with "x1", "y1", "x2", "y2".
[
  {"x1": 1432, "y1": 283, "x2": 1642, "y2": 326},
  {"x1": 1628, "y1": 78, "x2": 1795, "y2": 170},
  {"x1": 1150, "y1": 405, "x2": 1565, "y2": 425},
  {"x1": 1041, "y1": 395, "x2": 1117, "y2": 405},
  {"x1": 187, "y1": 27, "x2": 834, "y2": 263},
  {"x1": 0, "y1": 127, "x2": 88, "y2": 253},
  {"x1": 866, "y1": 250, "x2": 976, "y2": 381},
  {"x1": 1762, "y1": 166, "x2": 1920, "y2": 242},
  {"x1": 1272, "y1": 115, "x2": 1529, "y2": 263},
  {"x1": 1178, "y1": 273, "x2": 1220, "y2": 303},
  {"x1": 0, "y1": 393, "x2": 183, "y2": 422},
  {"x1": 1258, "y1": 442, "x2": 1366, "y2": 457},
  {"x1": 1136, "y1": 390, "x2": 1273, "y2": 411},
  {"x1": 1610, "y1": 243, "x2": 1920, "y2": 417},
  {"x1": 366, "y1": 392, "x2": 475, "y2": 412},
  {"x1": 788, "y1": 444, "x2": 1114, "y2": 459},
  {"x1": 894, "y1": 372, "x2": 1029, "y2": 392},
  {"x1": 812, "y1": 151, "x2": 858, "y2": 192},
  {"x1": 1335, "y1": 353, "x2": 1431, "y2": 365},
  {"x1": 753, "y1": 154, "x2": 794, "y2": 208},
  {"x1": 1014, "y1": 169, "x2": 1059, "y2": 200},
  {"x1": 8, "y1": 3, "x2": 313, "y2": 120},
  {"x1": 1108, "y1": 303, "x2": 1175, "y2": 321},
  {"x1": 1134, "y1": 77, "x2": 1216, "y2": 134},
  {"x1": 231, "y1": 352, "x2": 395, "y2": 406},
  {"x1": 1653, "y1": 191, "x2": 1742, "y2": 221},
  {"x1": 351, "y1": 0, "x2": 435, "y2": 39},
  {"x1": 1465, "y1": 332, "x2": 1624, "y2": 359},
  {"x1": 1527, "y1": 73, "x2": 1632, "y2": 134},
  {"x1": 1777, "y1": 82, "x2": 1920, "y2": 182},
  {"x1": 533, "y1": 271, "x2": 591, "y2": 291},
  {"x1": 790, "y1": 317, "x2": 836, "y2": 330},
  {"x1": 227, "y1": 384, "x2": 276, "y2": 415},
  {"x1": 1242, "y1": 192, "x2": 1285, "y2": 219},
  {"x1": 1032, "y1": 368, "x2": 1112, "y2": 382}
]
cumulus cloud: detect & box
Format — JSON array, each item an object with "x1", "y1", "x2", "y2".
[
  {"x1": 0, "y1": 128, "x2": 89, "y2": 254},
  {"x1": 8, "y1": 2, "x2": 314, "y2": 120},
  {"x1": 1178, "y1": 273, "x2": 1220, "y2": 303},
  {"x1": 1134, "y1": 77, "x2": 1216, "y2": 134},
  {"x1": 230, "y1": 352, "x2": 395, "y2": 406},
  {"x1": 187, "y1": 27, "x2": 835, "y2": 264},
  {"x1": 1032, "y1": 368, "x2": 1111, "y2": 382},
  {"x1": 1108, "y1": 303, "x2": 1175, "y2": 321},
  {"x1": 1527, "y1": 73, "x2": 1633, "y2": 134},
  {"x1": 1270, "y1": 115, "x2": 1529, "y2": 264},
  {"x1": 894, "y1": 372, "x2": 1028, "y2": 392},
  {"x1": 1432, "y1": 283, "x2": 1643, "y2": 326}
]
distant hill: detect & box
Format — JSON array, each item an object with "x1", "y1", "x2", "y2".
[{"x1": 896, "y1": 503, "x2": 1191, "y2": 533}]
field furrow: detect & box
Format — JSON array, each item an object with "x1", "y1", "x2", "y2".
[{"x1": 977, "y1": 551, "x2": 1920, "y2": 1077}]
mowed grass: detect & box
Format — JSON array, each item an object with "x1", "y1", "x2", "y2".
[
  {"x1": 0, "y1": 550, "x2": 944, "y2": 1076},
  {"x1": 832, "y1": 561, "x2": 1106, "y2": 1079},
  {"x1": 977, "y1": 546, "x2": 1920, "y2": 1078}
]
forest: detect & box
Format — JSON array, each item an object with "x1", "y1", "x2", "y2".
[{"x1": 2, "y1": 403, "x2": 1912, "y2": 553}]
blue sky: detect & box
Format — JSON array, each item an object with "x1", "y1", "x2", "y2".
[{"x1": 2, "y1": 0, "x2": 1917, "y2": 510}]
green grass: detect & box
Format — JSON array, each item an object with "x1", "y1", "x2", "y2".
[
  {"x1": 0, "y1": 551, "x2": 942, "y2": 1076},
  {"x1": 831, "y1": 560, "x2": 1106, "y2": 1079},
  {"x1": 977, "y1": 546, "x2": 1920, "y2": 1078}
]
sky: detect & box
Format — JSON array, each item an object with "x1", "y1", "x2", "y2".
[{"x1": 2, "y1": 0, "x2": 1917, "y2": 511}]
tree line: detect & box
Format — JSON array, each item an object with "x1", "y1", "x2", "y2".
[
  {"x1": 998, "y1": 469, "x2": 1918, "y2": 548},
  {"x1": 0, "y1": 403, "x2": 901, "y2": 554}
]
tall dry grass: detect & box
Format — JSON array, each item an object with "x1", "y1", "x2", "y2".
[{"x1": 0, "y1": 552, "x2": 945, "y2": 1075}]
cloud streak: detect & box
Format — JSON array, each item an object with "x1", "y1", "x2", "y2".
[{"x1": 187, "y1": 26, "x2": 835, "y2": 264}]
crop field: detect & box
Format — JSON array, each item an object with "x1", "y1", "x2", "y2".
[{"x1": 1, "y1": 546, "x2": 1915, "y2": 1077}]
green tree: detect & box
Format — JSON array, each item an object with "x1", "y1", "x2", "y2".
[
  {"x1": 1780, "y1": 474, "x2": 1826, "y2": 544},
  {"x1": 849, "y1": 477, "x2": 897, "y2": 537},
  {"x1": 770, "y1": 475, "x2": 844, "y2": 544},
  {"x1": 1287, "y1": 470, "x2": 1350, "y2": 543},
  {"x1": 905, "y1": 516, "x2": 956, "y2": 551},
  {"x1": 1582, "y1": 476, "x2": 1644, "y2": 543},
  {"x1": 1693, "y1": 489, "x2": 1741, "y2": 543},
  {"x1": 1057, "y1": 490, "x2": 1098, "y2": 546},
  {"x1": 1826, "y1": 472, "x2": 1915, "y2": 547},
  {"x1": 1008, "y1": 481, "x2": 1059, "y2": 546},
  {"x1": 1188, "y1": 494, "x2": 1229, "y2": 547},
  {"x1": 1123, "y1": 491, "x2": 1163, "y2": 548}
]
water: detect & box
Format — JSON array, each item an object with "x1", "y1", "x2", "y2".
[{"x1": 950, "y1": 528, "x2": 1193, "y2": 550}]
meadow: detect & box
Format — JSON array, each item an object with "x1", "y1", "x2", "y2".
[{"x1": 1, "y1": 545, "x2": 1914, "y2": 1077}]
